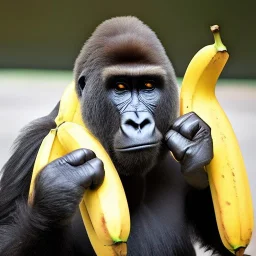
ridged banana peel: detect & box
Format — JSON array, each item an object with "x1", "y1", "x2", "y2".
[
  {"x1": 57, "y1": 122, "x2": 130, "y2": 250},
  {"x1": 180, "y1": 25, "x2": 254, "y2": 255},
  {"x1": 28, "y1": 129, "x2": 58, "y2": 203},
  {"x1": 80, "y1": 200, "x2": 127, "y2": 256},
  {"x1": 29, "y1": 82, "x2": 130, "y2": 256}
]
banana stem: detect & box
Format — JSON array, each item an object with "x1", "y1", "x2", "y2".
[
  {"x1": 211, "y1": 25, "x2": 227, "y2": 52},
  {"x1": 235, "y1": 247, "x2": 245, "y2": 256}
]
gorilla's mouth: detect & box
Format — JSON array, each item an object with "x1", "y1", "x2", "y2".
[{"x1": 116, "y1": 142, "x2": 159, "y2": 152}]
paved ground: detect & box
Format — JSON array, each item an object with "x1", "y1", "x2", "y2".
[{"x1": 0, "y1": 71, "x2": 255, "y2": 255}]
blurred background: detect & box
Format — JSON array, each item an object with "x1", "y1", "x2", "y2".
[{"x1": 0, "y1": 0, "x2": 255, "y2": 255}]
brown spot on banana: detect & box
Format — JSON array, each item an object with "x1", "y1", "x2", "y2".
[
  {"x1": 101, "y1": 215, "x2": 110, "y2": 236},
  {"x1": 225, "y1": 201, "x2": 231, "y2": 206}
]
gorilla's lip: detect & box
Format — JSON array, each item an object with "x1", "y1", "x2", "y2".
[{"x1": 116, "y1": 142, "x2": 159, "y2": 152}]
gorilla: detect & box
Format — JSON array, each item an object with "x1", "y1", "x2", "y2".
[{"x1": 0, "y1": 17, "x2": 233, "y2": 256}]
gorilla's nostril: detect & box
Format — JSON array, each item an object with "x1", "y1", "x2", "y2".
[
  {"x1": 125, "y1": 120, "x2": 139, "y2": 130},
  {"x1": 140, "y1": 119, "x2": 150, "y2": 129},
  {"x1": 125, "y1": 119, "x2": 151, "y2": 131}
]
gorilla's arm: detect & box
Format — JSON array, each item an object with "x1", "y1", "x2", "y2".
[
  {"x1": 0, "y1": 105, "x2": 104, "y2": 256},
  {"x1": 165, "y1": 112, "x2": 233, "y2": 255},
  {"x1": 0, "y1": 200, "x2": 73, "y2": 256},
  {"x1": 0, "y1": 105, "x2": 58, "y2": 223},
  {"x1": 0, "y1": 106, "x2": 61, "y2": 255},
  {"x1": 0, "y1": 149, "x2": 104, "y2": 256}
]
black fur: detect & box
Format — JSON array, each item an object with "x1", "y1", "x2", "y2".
[
  {"x1": 0, "y1": 104, "x2": 58, "y2": 223},
  {"x1": 0, "y1": 17, "x2": 234, "y2": 256},
  {"x1": 0, "y1": 103, "x2": 75, "y2": 255}
]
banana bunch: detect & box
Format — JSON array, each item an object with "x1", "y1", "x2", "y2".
[
  {"x1": 180, "y1": 25, "x2": 254, "y2": 255},
  {"x1": 29, "y1": 82, "x2": 130, "y2": 256}
]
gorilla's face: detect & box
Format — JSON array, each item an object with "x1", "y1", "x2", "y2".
[
  {"x1": 79, "y1": 65, "x2": 177, "y2": 176},
  {"x1": 108, "y1": 73, "x2": 164, "y2": 175},
  {"x1": 74, "y1": 17, "x2": 179, "y2": 176}
]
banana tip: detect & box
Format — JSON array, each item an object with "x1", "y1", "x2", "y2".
[
  {"x1": 235, "y1": 247, "x2": 246, "y2": 256},
  {"x1": 112, "y1": 242, "x2": 127, "y2": 256}
]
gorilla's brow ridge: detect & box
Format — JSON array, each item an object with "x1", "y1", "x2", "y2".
[{"x1": 102, "y1": 65, "x2": 167, "y2": 81}]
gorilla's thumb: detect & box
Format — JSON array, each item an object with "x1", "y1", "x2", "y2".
[{"x1": 63, "y1": 148, "x2": 96, "y2": 166}]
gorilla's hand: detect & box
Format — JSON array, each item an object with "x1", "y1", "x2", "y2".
[
  {"x1": 165, "y1": 112, "x2": 213, "y2": 189},
  {"x1": 32, "y1": 148, "x2": 105, "y2": 223}
]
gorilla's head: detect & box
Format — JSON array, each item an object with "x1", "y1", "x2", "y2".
[{"x1": 74, "y1": 16, "x2": 179, "y2": 176}]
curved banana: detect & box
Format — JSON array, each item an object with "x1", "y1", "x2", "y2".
[
  {"x1": 80, "y1": 200, "x2": 127, "y2": 256},
  {"x1": 29, "y1": 81, "x2": 130, "y2": 255},
  {"x1": 28, "y1": 130, "x2": 67, "y2": 203},
  {"x1": 28, "y1": 129, "x2": 57, "y2": 203},
  {"x1": 28, "y1": 81, "x2": 77, "y2": 203},
  {"x1": 55, "y1": 81, "x2": 79, "y2": 125},
  {"x1": 57, "y1": 121, "x2": 130, "y2": 248},
  {"x1": 180, "y1": 25, "x2": 254, "y2": 255}
]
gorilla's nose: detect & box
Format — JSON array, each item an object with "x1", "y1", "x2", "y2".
[
  {"x1": 121, "y1": 112, "x2": 155, "y2": 137},
  {"x1": 125, "y1": 117, "x2": 151, "y2": 131},
  {"x1": 116, "y1": 112, "x2": 162, "y2": 151}
]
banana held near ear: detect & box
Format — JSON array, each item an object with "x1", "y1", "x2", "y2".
[
  {"x1": 57, "y1": 121, "x2": 130, "y2": 248},
  {"x1": 180, "y1": 25, "x2": 254, "y2": 255},
  {"x1": 29, "y1": 82, "x2": 130, "y2": 256}
]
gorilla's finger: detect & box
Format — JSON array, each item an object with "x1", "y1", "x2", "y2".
[
  {"x1": 171, "y1": 112, "x2": 195, "y2": 132},
  {"x1": 86, "y1": 158, "x2": 105, "y2": 189},
  {"x1": 72, "y1": 158, "x2": 105, "y2": 190},
  {"x1": 178, "y1": 118, "x2": 200, "y2": 140},
  {"x1": 193, "y1": 121, "x2": 211, "y2": 141},
  {"x1": 172, "y1": 112, "x2": 211, "y2": 141},
  {"x1": 62, "y1": 148, "x2": 96, "y2": 166},
  {"x1": 165, "y1": 129, "x2": 192, "y2": 161}
]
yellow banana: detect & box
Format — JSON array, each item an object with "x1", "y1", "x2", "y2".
[
  {"x1": 180, "y1": 25, "x2": 254, "y2": 255},
  {"x1": 29, "y1": 81, "x2": 130, "y2": 255},
  {"x1": 55, "y1": 82, "x2": 79, "y2": 125},
  {"x1": 58, "y1": 83, "x2": 130, "y2": 254},
  {"x1": 28, "y1": 81, "x2": 77, "y2": 203},
  {"x1": 57, "y1": 121, "x2": 130, "y2": 250},
  {"x1": 28, "y1": 129, "x2": 57, "y2": 203},
  {"x1": 28, "y1": 130, "x2": 67, "y2": 203},
  {"x1": 80, "y1": 200, "x2": 127, "y2": 256}
]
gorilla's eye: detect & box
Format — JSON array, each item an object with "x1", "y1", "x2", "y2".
[
  {"x1": 144, "y1": 82, "x2": 155, "y2": 90},
  {"x1": 115, "y1": 83, "x2": 128, "y2": 91},
  {"x1": 145, "y1": 82, "x2": 153, "y2": 88},
  {"x1": 78, "y1": 76, "x2": 86, "y2": 96}
]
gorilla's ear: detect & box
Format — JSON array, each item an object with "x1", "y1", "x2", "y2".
[{"x1": 78, "y1": 75, "x2": 86, "y2": 96}]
